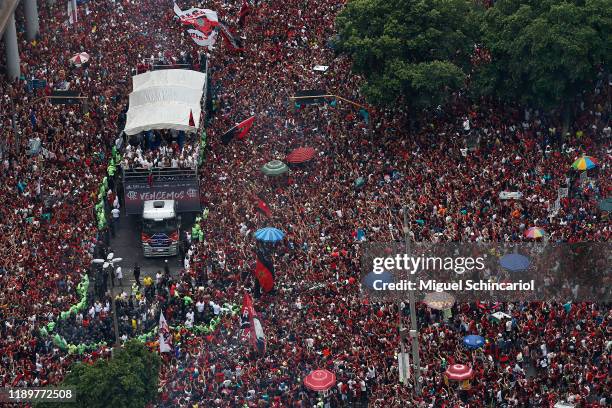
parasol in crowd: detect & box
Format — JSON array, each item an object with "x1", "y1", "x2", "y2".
[
  {"x1": 354, "y1": 177, "x2": 365, "y2": 189},
  {"x1": 498, "y1": 253, "x2": 530, "y2": 272},
  {"x1": 444, "y1": 364, "x2": 474, "y2": 381},
  {"x1": 362, "y1": 271, "x2": 395, "y2": 291},
  {"x1": 524, "y1": 226, "x2": 545, "y2": 239},
  {"x1": 304, "y1": 369, "x2": 336, "y2": 392},
  {"x1": 463, "y1": 335, "x2": 485, "y2": 350},
  {"x1": 261, "y1": 160, "x2": 289, "y2": 176},
  {"x1": 254, "y1": 227, "x2": 285, "y2": 242},
  {"x1": 598, "y1": 198, "x2": 612, "y2": 212},
  {"x1": 571, "y1": 155, "x2": 598, "y2": 171},
  {"x1": 490, "y1": 311, "x2": 511, "y2": 322},
  {"x1": 423, "y1": 291, "x2": 456, "y2": 310},
  {"x1": 286, "y1": 147, "x2": 316, "y2": 164},
  {"x1": 70, "y1": 52, "x2": 90, "y2": 66}
]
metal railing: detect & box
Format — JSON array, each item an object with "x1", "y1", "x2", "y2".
[{"x1": 122, "y1": 167, "x2": 199, "y2": 184}]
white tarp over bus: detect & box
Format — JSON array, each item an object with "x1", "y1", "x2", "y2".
[{"x1": 124, "y1": 69, "x2": 206, "y2": 135}]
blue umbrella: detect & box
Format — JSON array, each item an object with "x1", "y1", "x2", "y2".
[
  {"x1": 362, "y1": 271, "x2": 394, "y2": 291},
  {"x1": 255, "y1": 227, "x2": 285, "y2": 242},
  {"x1": 498, "y1": 253, "x2": 531, "y2": 272},
  {"x1": 463, "y1": 335, "x2": 485, "y2": 350}
]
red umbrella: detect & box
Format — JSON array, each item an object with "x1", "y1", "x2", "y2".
[
  {"x1": 304, "y1": 369, "x2": 336, "y2": 391},
  {"x1": 445, "y1": 364, "x2": 474, "y2": 381},
  {"x1": 286, "y1": 147, "x2": 316, "y2": 164}
]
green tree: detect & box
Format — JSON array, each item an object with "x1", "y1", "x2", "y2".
[
  {"x1": 335, "y1": 0, "x2": 481, "y2": 108},
  {"x1": 475, "y1": 0, "x2": 611, "y2": 113},
  {"x1": 41, "y1": 341, "x2": 161, "y2": 408}
]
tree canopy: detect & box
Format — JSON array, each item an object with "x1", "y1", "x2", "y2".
[
  {"x1": 335, "y1": 0, "x2": 482, "y2": 108},
  {"x1": 335, "y1": 0, "x2": 610, "y2": 113},
  {"x1": 41, "y1": 341, "x2": 161, "y2": 408},
  {"x1": 475, "y1": 0, "x2": 611, "y2": 111}
]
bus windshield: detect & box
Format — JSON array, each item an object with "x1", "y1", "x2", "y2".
[{"x1": 143, "y1": 218, "x2": 177, "y2": 235}]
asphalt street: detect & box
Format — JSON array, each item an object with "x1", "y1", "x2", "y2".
[{"x1": 106, "y1": 212, "x2": 196, "y2": 293}]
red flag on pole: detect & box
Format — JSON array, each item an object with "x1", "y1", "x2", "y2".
[
  {"x1": 189, "y1": 109, "x2": 195, "y2": 127},
  {"x1": 238, "y1": 0, "x2": 250, "y2": 27},
  {"x1": 236, "y1": 115, "x2": 255, "y2": 139},
  {"x1": 221, "y1": 115, "x2": 255, "y2": 144},
  {"x1": 254, "y1": 195, "x2": 271, "y2": 217},
  {"x1": 254, "y1": 252, "x2": 274, "y2": 292}
]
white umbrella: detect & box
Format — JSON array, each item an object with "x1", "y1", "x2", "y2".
[{"x1": 70, "y1": 52, "x2": 90, "y2": 66}]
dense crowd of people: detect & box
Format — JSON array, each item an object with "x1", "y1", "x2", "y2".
[
  {"x1": 122, "y1": 130, "x2": 200, "y2": 170},
  {"x1": 0, "y1": 0, "x2": 609, "y2": 407}
]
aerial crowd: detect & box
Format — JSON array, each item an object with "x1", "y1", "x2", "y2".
[{"x1": 0, "y1": 0, "x2": 609, "y2": 407}]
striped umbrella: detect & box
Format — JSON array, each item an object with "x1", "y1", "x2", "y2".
[
  {"x1": 423, "y1": 291, "x2": 456, "y2": 310},
  {"x1": 524, "y1": 226, "x2": 545, "y2": 239},
  {"x1": 254, "y1": 227, "x2": 285, "y2": 242},
  {"x1": 571, "y1": 156, "x2": 598, "y2": 171},
  {"x1": 286, "y1": 147, "x2": 316, "y2": 164},
  {"x1": 261, "y1": 160, "x2": 289, "y2": 176},
  {"x1": 445, "y1": 364, "x2": 474, "y2": 381},
  {"x1": 304, "y1": 369, "x2": 336, "y2": 392}
]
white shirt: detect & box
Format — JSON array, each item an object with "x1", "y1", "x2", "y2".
[
  {"x1": 185, "y1": 311, "x2": 194, "y2": 328},
  {"x1": 115, "y1": 266, "x2": 123, "y2": 279},
  {"x1": 210, "y1": 302, "x2": 220, "y2": 315},
  {"x1": 111, "y1": 208, "x2": 120, "y2": 219}
]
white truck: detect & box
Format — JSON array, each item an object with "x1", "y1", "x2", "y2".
[{"x1": 141, "y1": 200, "x2": 180, "y2": 257}]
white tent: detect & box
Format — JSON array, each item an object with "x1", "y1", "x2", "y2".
[{"x1": 124, "y1": 69, "x2": 207, "y2": 135}]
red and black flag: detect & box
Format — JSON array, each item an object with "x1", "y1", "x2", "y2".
[
  {"x1": 219, "y1": 23, "x2": 245, "y2": 52},
  {"x1": 238, "y1": 0, "x2": 250, "y2": 27},
  {"x1": 188, "y1": 109, "x2": 195, "y2": 127},
  {"x1": 254, "y1": 251, "x2": 274, "y2": 292},
  {"x1": 221, "y1": 115, "x2": 255, "y2": 145},
  {"x1": 254, "y1": 195, "x2": 271, "y2": 218}
]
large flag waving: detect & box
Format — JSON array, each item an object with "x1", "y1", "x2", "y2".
[
  {"x1": 188, "y1": 29, "x2": 218, "y2": 49},
  {"x1": 159, "y1": 312, "x2": 172, "y2": 353},
  {"x1": 221, "y1": 115, "x2": 255, "y2": 145},
  {"x1": 254, "y1": 250, "x2": 274, "y2": 292},
  {"x1": 240, "y1": 293, "x2": 266, "y2": 355},
  {"x1": 218, "y1": 23, "x2": 244, "y2": 51},
  {"x1": 174, "y1": 3, "x2": 219, "y2": 46}
]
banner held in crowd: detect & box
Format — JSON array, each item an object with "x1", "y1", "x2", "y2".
[
  {"x1": 254, "y1": 250, "x2": 274, "y2": 292},
  {"x1": 221, "y1": 115, "x2": 255, "y2": 144},
  {"x1": 159, "y1": 312, "x2": 172, "y2": 352}
]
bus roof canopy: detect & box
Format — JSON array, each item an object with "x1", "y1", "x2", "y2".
[{"x1": 124, "y1": 69, "x2": 206, "y2": 135}]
